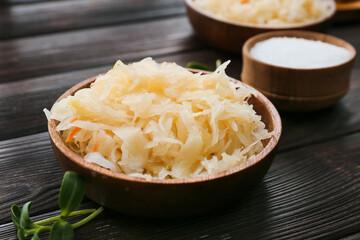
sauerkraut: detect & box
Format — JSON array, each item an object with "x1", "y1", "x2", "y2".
[
  {"x1": 46, "y1": 58, "x2": 272, "y2": 180},
  {"x1": 193, "y1": 0, "x2": 334, "y2": 26}
]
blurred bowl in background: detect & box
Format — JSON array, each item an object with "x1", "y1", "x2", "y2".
[
  {"x1": 185, "y1": 0, "x2": 336, "y2": 53},
  {"x1": 335, "y1": 0, "x2": 360, "y2": 22}
]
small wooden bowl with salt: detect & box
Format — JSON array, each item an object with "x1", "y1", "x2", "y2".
[{"x1": 241, "y1": 30, "x2": 356, "y2": 111}]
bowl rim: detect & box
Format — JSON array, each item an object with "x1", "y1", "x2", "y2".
[
  {"x1": 48, "y1": 69, "x2": 282, "y2": 185},
  {"x1": 185, "y1": 0, "x2": 336, "y2": 30},
  {"x1": 242, "y1": 30, "x2": 357, "y2": 71}
]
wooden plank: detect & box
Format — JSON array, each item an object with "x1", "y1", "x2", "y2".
[
  {"x1": 0, "y1": 0, "x2": 185, "y2": 39},
  {"x1": 0, "y1": 130, "x2": 359, "y2": 239},
  {"x1": 0, "y1": 50, "x2": 239, "y2": 99},
  {"x1": 0, "y1": 18, "x2": 359, "y2": 85},
  {"x1": 0, "y1": 0, "x2": 64, "y2": 6},
  {"x1": 0, "y1": 15, "x2": 201, "y2": 83},
  {"x1": 330, "y1": 22, "x2": 360, "y2": 52},
  {"x1": 0, "y1": 31, "x2": 359, "y2": 142},
  {"x1": 279, "y1": 72, "x2": 360, "y2": 152},
  {"x1": 1, "y1": 66, "x2": 359, "y2": 152},
  {"x1": 340, "y1": 233, "x2": 360, "y2": 240},
  {"x1": 0, "y1": 49, "x2": 242, "y2": 141},
  {"x1": 0, "y1": 0, "x2": 48, "y2": 6},
  {"x1": 0, "y1": 132, "x2": 63, "y2": 225}
]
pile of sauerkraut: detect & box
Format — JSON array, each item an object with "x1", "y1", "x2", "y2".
[
  {"x1": 193, "y1": 0, "x2": 334, "y2": 26},
  {"x1": 45, "y1": 58, "x2": 272, "y2": 180}
]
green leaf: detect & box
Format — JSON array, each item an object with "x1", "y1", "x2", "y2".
[
  {"x1": 20, "y1": 201, "x2": 35, "y2": 229},
  {"x1": 49, "y1": 220, "x2": 74, "y2": 240},
  {"x1": 72, "y1": 207, "x2": 104, "y2": 229},
  {"x1": 216, "y1": 59, "x2": 222, "y2": 68},
  {"x1": 17, "y1": 229, "x2": 26, "y2": 240},
  {"x1": 11, "y1": 204, "x2": 21, "y2": 228},
  {"x1": 59, "y1": 171, "x2": 84, "y2": 217},
  {"x1": 186, "y1": 62, "x2": 211, "y2": 71},
  {"x1": 31, "y1": 233, "x2": 41, "y2": 240}
]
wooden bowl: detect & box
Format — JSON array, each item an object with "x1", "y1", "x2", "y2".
[
  {"x1": 241, "y1": 30, "x2": 356, "y2": 112},
  {"x1": 335, "y1": 0, "x2": 360, "y2": 22},
  {"x1": 185, "y1": 0, "x2": 336, "y2": 53},
  {"x1": 48, "y1": 70, "x2": 282, "y2": 218}
]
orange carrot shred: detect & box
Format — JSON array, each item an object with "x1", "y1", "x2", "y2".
[
  {"x1": 66, "y1": 127, "x2": 81, "y2": 142},
  {"x1": 92, "y1": 142, "x2": 99, "y2": 152},
  {"x1": 70, "y1": 118, "x2": 77, "y2": 123}
]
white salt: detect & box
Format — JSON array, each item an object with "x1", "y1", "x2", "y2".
[{"x1": 250, "y1": 37, "x2": 351, "y2": 69}]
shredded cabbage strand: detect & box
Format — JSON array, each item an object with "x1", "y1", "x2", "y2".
[
  {"x1": 46, "y1": 58, "x2": 272, "y2": 180},
  {"x1": 193, "y1": 0, "x2": 333, "y2": 26}
]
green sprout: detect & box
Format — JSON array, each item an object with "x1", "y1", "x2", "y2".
[
  {"x1": 11, "y1": 171, "x2": 103, "y2": 240},
  {"x1": 186, "y1": 59, "x2": 222, "y2": 71},
  {"x1": 216, "y1": 59, "x2": 222, "y2": 69}
]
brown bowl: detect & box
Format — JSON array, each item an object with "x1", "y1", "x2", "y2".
[
  {"x1": 335, "y1": 1, "x2": 360, "y2": 22},
  {"x1": 185, "y1": 0, "x2": 336, "y2": 53},
  {"x1": 241, "y1": 30, "x2": 356, "y2": 112},
  {"x1": 48, "y1": 70, "x2": 282, "y2": 218}
]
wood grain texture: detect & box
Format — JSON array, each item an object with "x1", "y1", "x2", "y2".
[
  {"x1": 0, "y1": 16, "x2": 358, "y2": 84},
  {"x1": 0, "y1": 132, "x2": 63, "y2": 225},
  {"x1": 0, "y1": 0, "x2": 53, "y2": 6},
  {"x1": 1, "y1": 67, "x2": 359, "y2": 152},
  {"x1": 341, "y1": 233, "x2": 360, "y2": 240},
  {"x1": 1, "y1": 1, "x2": 360, "y2": 239},
  {"x1": 0, "y1": 131, "x2": 359, "y2": 239},
  {"x1": 0, "y1": 15, "x2": 200, "y2": 83},
  {"x1": 0, "y1": 49, "x2": 242, "y2": 140},
  {"x1": 279, "y1": 85, "x2": 360, "y2": 152},
  {"x1": 0, "y1": 0, "x2": 185, "y2": 39},
  {"x1": 0, "y1": 22, "x2": 358, "y2": 142}
]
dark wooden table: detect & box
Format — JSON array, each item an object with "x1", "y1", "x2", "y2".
[{"x1": 0, "y1": 1, "x2": 359, "y2": 239}]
